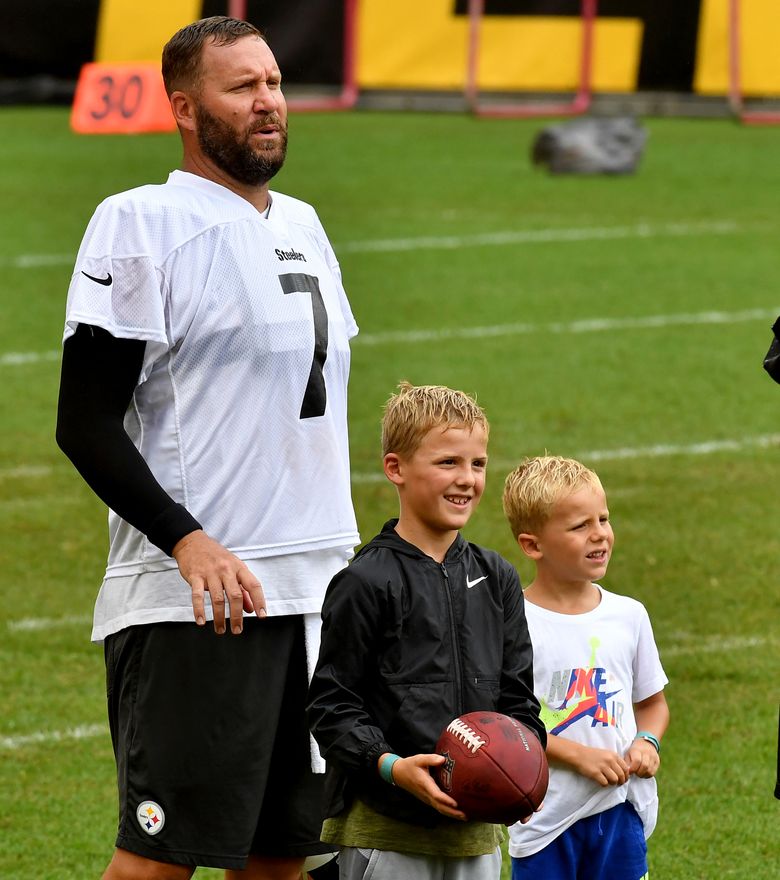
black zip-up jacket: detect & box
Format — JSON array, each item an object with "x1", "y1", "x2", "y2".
[{"x1": 307, "y1": 520, "x2": 546, "y2": 827}]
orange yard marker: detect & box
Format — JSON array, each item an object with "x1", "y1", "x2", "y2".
[{"x1": 71, "y1": 62, "x2": 175, "y2": 134}]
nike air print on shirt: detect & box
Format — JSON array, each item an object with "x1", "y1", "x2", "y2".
[{"x1": 507, "y1": 586, "x2": 667, "y2": 859}]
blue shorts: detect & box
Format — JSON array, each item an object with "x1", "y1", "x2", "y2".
[{"x1": 511, "y1": 802, "x2": 648, "y2": 880}]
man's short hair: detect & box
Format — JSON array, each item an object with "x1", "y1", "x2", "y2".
[
  {"x1": 381, "y1": 381, "x2": 488, "y2": 458},
  {"x1": 502, "y1": 455, "x2": 602, "y2": 537},
  {"x1": 162, "y1": 16, "x2": 265, "y2": 95}
]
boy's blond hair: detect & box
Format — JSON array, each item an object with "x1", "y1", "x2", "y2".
[
  {"x1": 381, "y1": 381, "x2": 488, "y2": 458},
  {"x1": 503, "y1": 455, "x2": 602, "y2": 536}
]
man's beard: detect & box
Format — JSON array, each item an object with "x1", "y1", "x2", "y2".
[{"x1": 195, "y1": 104, "x2": 288, "y2": 187}]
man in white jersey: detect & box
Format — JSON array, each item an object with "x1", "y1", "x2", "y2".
[{"x1": 56, "y1": 16, "x2": 358, "y2": 880}]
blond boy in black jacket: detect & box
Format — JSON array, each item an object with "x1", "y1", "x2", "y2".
[{"x1": 308, "y1": 382, "x2": 544, "y2": 880}]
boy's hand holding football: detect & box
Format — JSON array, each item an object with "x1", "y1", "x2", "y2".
[{"x1": 379, "y1": 753, "x2": 467, "y2": 821}]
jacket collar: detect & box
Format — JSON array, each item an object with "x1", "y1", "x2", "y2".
[{"x1": 362, "y1": 519, "x2": 467, "y2": 563}]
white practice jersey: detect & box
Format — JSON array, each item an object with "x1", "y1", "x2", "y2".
[
  {"x1": 508, "y1": 586, "x2": 668, "y2": 859},
  {"x1": 64, "y1": 171, "x2": 359, "y2": 638}
]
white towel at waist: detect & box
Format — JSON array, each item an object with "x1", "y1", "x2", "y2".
[{"x1": 304, "y1": 611, "x2": 326, "y2": 774}]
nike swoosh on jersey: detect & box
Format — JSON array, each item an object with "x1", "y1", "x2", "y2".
[
  {"x1": 466, "y1": 575, "x2": 487, "y2": 589},
  {"x1": 81, "y1": 271, "x2": 113, "y2": 286}
]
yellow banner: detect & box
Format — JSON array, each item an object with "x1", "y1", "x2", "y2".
[
  {"x1": 90, "y1": 0, "x2": 780, "y2": 98},
  {"x1": 357, "y1": 0, "x2": 641, "y2": 92},
  {"x1": 696, "y1": 0, "x2": 780, "y2": 95},
  {"x1": 95, "y1": 0, "x2": 201, "y2": 63}
]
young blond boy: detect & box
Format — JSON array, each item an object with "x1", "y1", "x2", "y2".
[
  {"x1": 308, "y1": 383, "x2": 545, "y2": 880},
  {"x1": 502, "y1": 456, "x2": 669, "y2": 880}
]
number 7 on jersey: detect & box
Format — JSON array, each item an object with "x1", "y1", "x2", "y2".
[{"x1": 278, "y1": 273, "x2": 328, "y2": 419}]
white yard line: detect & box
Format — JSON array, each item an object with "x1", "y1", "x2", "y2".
[
  {"x1": 356, "y1": 307, "x2": 779, "y2": 346},
  {"x1": 4, "y1": 307, "x2": 778, "y2": 369},
  {"x1": 2, "y1": 220, "x2": 743, "y2": 270},
  {"x1": 0, "y1": 464, "x2": 53, "y2": 480},
  {"x1": 1, "y1": 631, "x2": 771, "y2": 751},
  {"x1": 0, "y1": 350, "x2": 60, "y2": 367},
  {"x1": 0, "y1": 723, "x2": 107, "y2": 751},
  {"x1": 2, "y1": 432, "x2": 779, "y2": 487},
  {"x1": 350, "y1": 433, "x2": 780, "y2": 483},
  {"x1": 661, "y1": 635, "x2": 773, "y2": 657},
  {"x1": 581, "y1": 434, "x2": 780, "y2": 462},
  {"x1": 7, "y1": 614, "x2": 92, "y2": 632},
  {"x1": 336, "y1": 220, "x2": 740, "y2": 254},
  {"x1": 4, "y1": 253, "x2": 74, "y2": 269}
]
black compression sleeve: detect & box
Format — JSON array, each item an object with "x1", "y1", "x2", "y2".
[{"x1": 55, "y1": 324, "x2": 201, "y2": 556}]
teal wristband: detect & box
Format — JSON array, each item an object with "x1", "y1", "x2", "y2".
[
  {"x1": 379, "y1": 753, "x2": 401, "y2": 785},
  {"x1": 635, "y1": 731, "x2": 661, "y2": 753}
]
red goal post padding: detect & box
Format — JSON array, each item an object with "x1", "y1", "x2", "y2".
[
  {"x1": 465, "y1": 0, "x2": 597, "y2": 118},
  {"x1": 228, "y1": 0, "x2": 358, "y2": 112},
  {"x1": 728, "y1": 0, "x2": 780, "y2": 125}
]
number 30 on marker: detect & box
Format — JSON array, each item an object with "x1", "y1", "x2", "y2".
[{"x1": 71, "y1": 62, "x2": 176, "y2": 134}]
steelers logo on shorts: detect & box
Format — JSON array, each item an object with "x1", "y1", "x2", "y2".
[{"x1": 136, "y1": 800, "x2": 165, "y2": 835}]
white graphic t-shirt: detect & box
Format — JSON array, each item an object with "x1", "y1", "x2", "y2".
[{"x1": 508, "y1": 586, "x2": 668, "y2": 859}]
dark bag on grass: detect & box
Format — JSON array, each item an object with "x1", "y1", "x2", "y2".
[
  {"x1": 763, "y1": 318, "x2": 780, "y2": 384},
  {"x1": 531, "y1": 117, "x2": 647, "y2": 175}
]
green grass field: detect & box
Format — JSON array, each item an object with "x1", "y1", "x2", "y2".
[{"x1": 1, "y1": 106, "x2": 779, "y2": 879}]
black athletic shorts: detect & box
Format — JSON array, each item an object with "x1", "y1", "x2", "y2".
[{"x1": 105, "y1": 615, "x2": 331, "y2": 870}]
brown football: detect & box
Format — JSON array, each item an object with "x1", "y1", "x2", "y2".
[{"x1": 433, "y1": 711, "x2": 548, "y2": 824}]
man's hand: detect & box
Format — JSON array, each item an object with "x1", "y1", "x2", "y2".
[
  {"x1": 172, "y1": 530, "x2": 266, "y2": 634},
  {"x1": 386, "y1": 754, "x2": 467, "y2": 821}
]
